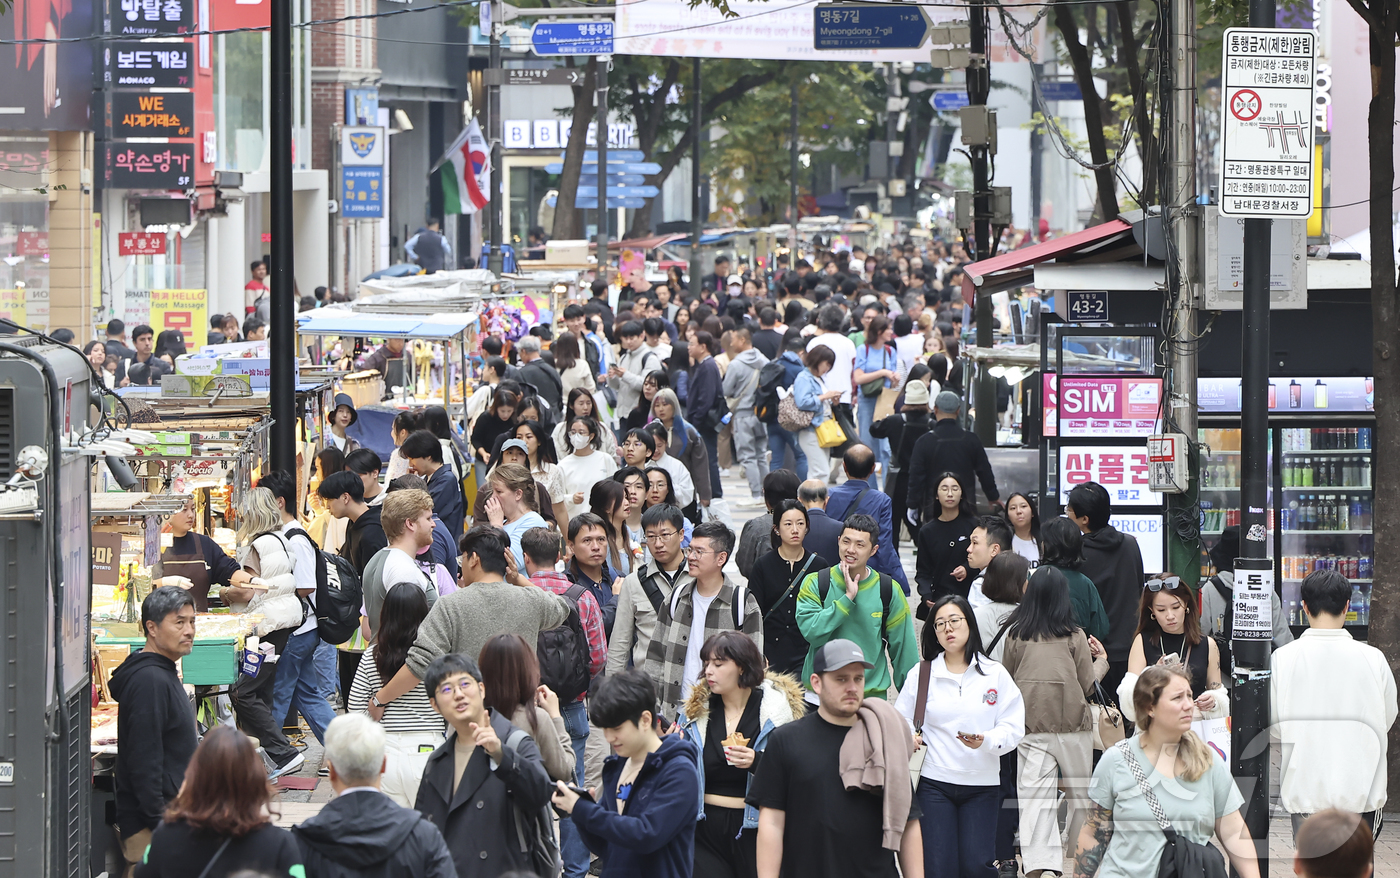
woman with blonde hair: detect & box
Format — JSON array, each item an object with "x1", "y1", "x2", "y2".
[
  {"x1": 223, "y1": 487, "x2": 308, "y2": 778},
  {"x1": 1073, "y1": 664, "x2": 1259, "y2": 878},
  {"x1": 484, "y1": 462, "x2": 550, "y2": 571}
]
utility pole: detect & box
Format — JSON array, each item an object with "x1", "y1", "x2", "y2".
[
  {"x1": 269, "y1": 0, "x2": 296, "y2": 472},
  {"x1": 689, "y1": 58, "x2": 702, "y2": 290},
  {"x1": 1234, "y1": 0, "x2": 1275, "y2": 872},
  {"x1": 1166, "y1": 0, "x2": 1201, "y2": 579},
  {"x1": 967, "y1": 0, "x2": 996, "y2": 447},
  {"x1": 790, "y1": 77, "x2": 799, "y2": 263},
  {"x1": 885, "y1": 63, "x2": 899, "y2": 207},
  {"x1": 595, "y1": 55, "x2": 610, "y2": 270},
  {"x1": 487, "y1": 0, "x2": 504, "y2": 274}
]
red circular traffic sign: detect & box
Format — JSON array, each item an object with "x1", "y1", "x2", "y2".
[{"x1": 1230, "y1": 89, "x2": 1262, "y2": 121}]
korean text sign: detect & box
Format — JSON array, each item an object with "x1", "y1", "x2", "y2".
[
  {"x1": 1058, "y1": 445, "x2": 1163, "y2": 507},
  {"x1": 1043, "y1": 374, "x2": 1162, "y2": 437}
]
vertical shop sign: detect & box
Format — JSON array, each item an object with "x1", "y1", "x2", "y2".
[{"x1": 149, "y1": 288, "x2": 208, "y2": 347}]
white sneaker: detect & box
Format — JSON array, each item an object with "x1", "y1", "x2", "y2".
[
  {"x1": 268, "y1": 752, "x2": 305, "y2": 780},
  {"x1": 720, "y1": 467, "x2": 733, "y2": 478},
  {"x1": 736, "y1": 497, "x2": 766, "y2": 508}
]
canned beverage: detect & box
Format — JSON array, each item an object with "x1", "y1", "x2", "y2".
[
  {"x1": 1348, "y1": 556, "x2": 1360, "y2": 579},
  {"x1": 1360, "y1": 555, "x2": 1373, "y2": 579},
  {"x1": 1285, "y1": 556, "x2": 1297, "y2": 580}
]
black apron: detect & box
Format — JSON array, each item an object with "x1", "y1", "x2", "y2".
[{"x1": 159, "y1": 544, "x2": 214, "y2": 611}]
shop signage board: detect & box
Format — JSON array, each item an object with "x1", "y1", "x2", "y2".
[
  {"x1": 1058, "y1": 444, "x2": 1161, "y2": 507},
  {"x1": 123, "y1": 289, "x2": 208, "y2": 347},
  {"x1": 813, "y1": 3, "x2": 932, "y2": 50},
  {"x1": 91, "y1": 532, "x2": 124, "y2": 587},
  {"x1": 16, "y1": 232, "x2": 48, "y2": 255},
  {"x1": 112, "y1": 91, "x2": 194, "y2": 138},
  {"x1": 118, "y1": 232, "x2": 167, "y2": 256},
  {"x1": 1042, "y1": 374, "x2": 1162, "y2": 437},
  {"x1": 345, "y1": 88, "x2": 378, "y2": 125},
  {"x1": 107, "y1": 141, "x2": 195, "y2": 188},
  {"x1": 341, "y1": 167, "x2": 384, "y2": 217},
  {"x1": 1110, "y1": 514, "x2": 1164, "y2": 572},
  {"x1": 531, "y1": 20, "x2": 614, "y2": 55},
  {"x1": 106, "y1": 41, "x2": 193, "y2": 87},
  {"x1": 111, "y1": 0, "x2": 194, "y2": 35},
  {"x1": 1197, "y1": 375, "x2": 1373, "y2": 414},
  {"x1": 1232, "y1": 560, "x2": 1274, "y2": 639},
  {"x1": 1219, "y1": 28, "x2": 1315, "y2": 218}
]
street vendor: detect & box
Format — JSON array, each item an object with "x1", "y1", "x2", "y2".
[
  {"x1": 360, "y1": 337, "x2": 406, "y2": 378},
  {"x1": 151, "y1": 496, "x2": 253, "y2": 612}
]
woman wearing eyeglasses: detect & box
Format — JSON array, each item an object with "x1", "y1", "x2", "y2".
[
  {"x1": 893, "y1": 595, "x2": 1025, "y2": 878},
  {"x1": 749, "y1": 500, "x2": 830, "y2": 677},
  {"x1": 1117, "y1": 573, "x2": 1228, "y2": 724}
]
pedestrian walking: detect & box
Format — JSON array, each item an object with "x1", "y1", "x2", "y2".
[
  {"x1": 736, "y1": 469, "x2": 801, "y2": 580},
  {"x1": 1118, "y1": 574, "x2": 1227, "y2": 725},
  {"x1": 904, "y1": 391, "x2": 1000, "y2": 522},
  {"x1": 914, "y1": 472, "x2": 978, "y2": 617},
  {"x1": 608, "y1": 504, "x2": 694, "y2": 675},
  {"x1": 688, "y1": 330, "x2": 726, "y2": 499},
  {"x1": 1065, "y1": 482, "x2": 1144, "y2": 698},
  {"x1": 518, "y1": 335, "x2": 564, "y2": 419},
  {"x1": 894, "y1": 597, "x2": 1024, "y2": 878},
  {"x1": 1036, "y1": 517, "x2": 1109, "y2": 643},
  {"x1": 869, "y1": 377, "x2": 933, "y2": 551},
  {"x1": 558, "y1": 416, "x2": 617, "y2": 522},
  {"x1": 723, "y1": 326, "x2": 772, "y2": 506},
  {"x1": 609, "y1": 320, "x2": 662, "y2": 434},
  {"x1": 401, "y1": 429, "x2": 465, "y2": 539},
  {"x1": 750, "y1": 499, "x2": 830, "y2": 677},
  {"x1": 824, "y1": 445, "x2": 911, "y2": 594},
  {"x1": 853, "y1": 315, "x2": 898, "y2": 484},
  {"x1": 789, "y1": 343, "x2": 841, "y2": 481},
  {"x1": 1294, "y1": 811, "x2": 1375, "y2": 878}
]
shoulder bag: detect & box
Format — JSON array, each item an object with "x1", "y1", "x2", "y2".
[
  {"x1": 1090, "y1": 680, "x2": 1126, "y2": 750},
  {"x1": 815, "y1": 404, "x2": 848, "y2": 448},
  {"x1": 777, "y1": 393, "x2": 816, "y2": 431},
  {"x1": 761, "y1": 554, "x2": 817, "y2": 624},
  {"x1": 1114, "y1": 740, "x2": 1228, "y2": 878}
]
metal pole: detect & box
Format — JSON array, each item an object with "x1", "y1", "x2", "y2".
[
  {"x1": 596, "y1": 55, "x2": 610, "y2": 269},
  {"x1": 1234, "y1": 0, "x2": 1274, "y2": 871},
  {"x1": 689, "y1": 58, "x2": 702, "y2": 291},
  {"x1": 791, "y1": 77, "x2": 799, "y2": 262},
  {"x1": 487, "y1": 0, "x2": 504, "y2": 273},
  {"x1": 968, "y1": 0, "x2": 996, "y2": 448},
  {"x1": 1166, "y1": 0, "x2": 1201, "y2": 579},
  {"x1": 269, "y1": 0, "x2": 296, "y2": 472},
  {"x1": 885, "y1": 62, "x2": 898, "y2": 200}
]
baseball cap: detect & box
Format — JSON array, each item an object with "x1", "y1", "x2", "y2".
[
  {"x1": 904, "y1": 380, "x2": 930, "y2": 406},
  {"x1": 500, "y1": 438, "x2": 529, "y2": 456},
  {"x1": 934, "y1": 390, "x2": 962, "y2": 413},
  {"x1": 812, "y1": 639, "x2": 874, "y2": 674}
]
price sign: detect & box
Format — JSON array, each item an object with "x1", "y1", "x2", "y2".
[{"x1": 1067, "y1": 290, "x2": 1108, "y2": 322}]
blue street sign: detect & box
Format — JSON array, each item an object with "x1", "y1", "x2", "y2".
[
  {"x1": 578, "y1": 149, "x2": 644, "y2": 162},
  {"x1": 577, "y1": 185, "x2": 660, "y2": 199},
  {"x1": 814, "y1": 3, "x2": 931, "y2": 50},
  {"x1": 1039, "y1": 80, "x2": 1083, "y2": 101},
  {"x1": 531, "y1": 20, "x2": 614, "y2": 56},
  {"x1": 932, "y1": 91, "x2": 969, "y2": 111},
  {"x1": 580, "y1": 174, "x2": 648, "y2": 186},
  {"x1": 577, "y1": 197, "x2": 648, "y2": 209},
  {"x1": 545, "y1": 160, "x2": 662, "y2": 175}
]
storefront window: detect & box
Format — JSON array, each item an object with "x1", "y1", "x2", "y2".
[
  {"x1": 0, "y1": 137, "x2": 51, "y2": 329},
  {"x1": 509, "y1": 165, "x2": 558, "y2": 245},
  {"x1": 215, "y1": 32, "x2": 265, "y2": 172}
]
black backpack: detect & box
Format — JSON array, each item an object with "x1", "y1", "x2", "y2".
[
  {"x1": 753, "y1": 360, "x2": 789, "y2": 424},
  {"x1": 537, "y1": 584, "x2": 594, "y2": 703},
  {"x1": 286, "y1": 527, "x2": 364, "y2": 645},
  {"x1": 817, "y1": 567, "x2": 895, "y2": 656}
]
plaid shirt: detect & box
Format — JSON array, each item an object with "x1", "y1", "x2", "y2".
[
  {"x1": 644, "y1": 574, "x2": 763, "y2": 716},
  {"x1": 531, "y1": 570, "x2": 608, "y2": 702}
]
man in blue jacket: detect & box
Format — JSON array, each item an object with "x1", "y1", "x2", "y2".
[
  {"x1": 823, "y1": 445, "x2": 911, "y2": 594},
  {"x1": 551, "y1": 669, "x2": 700, "y2": 878}
]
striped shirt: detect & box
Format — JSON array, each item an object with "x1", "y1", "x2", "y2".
[{"x1": 348, "y1": 644, "x2": 446, "y2": 735}]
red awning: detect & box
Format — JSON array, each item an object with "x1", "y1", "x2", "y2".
[{"x1": 961, "y1": 218, "x2": 1137, "y2": 297}]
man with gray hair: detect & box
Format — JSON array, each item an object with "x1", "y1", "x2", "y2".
[
  {"x1": 517, "y1": 334, "x2": 564, "y2": 418},
  {"x1": 293, "y1": 714, "x2": 455, "y2": 878},
  {"x1": 799, "y1": 479, "x2": 843, "y2": 564}
]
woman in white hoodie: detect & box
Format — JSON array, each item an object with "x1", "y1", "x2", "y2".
[
  {"x1": 224, "y1": 487, "x2": 309, "y2": 778},
  {"x1": 894, "y1": 595, "x2": 1025, "y2": 878}
]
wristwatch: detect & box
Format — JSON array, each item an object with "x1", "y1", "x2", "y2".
[{"x1": 371, "y1": 692, "x2": 385, "y2": 709}]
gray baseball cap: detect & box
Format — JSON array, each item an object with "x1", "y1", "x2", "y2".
[
  {"x1": 812, "y1": 639, "x2": 874, "y2": 674},
  {"x1": 500, "y1": 438, "x2": 529, "y2": 456},
  {"x1": 934, "y1": 390, "x2": 962, "y2": 413}
]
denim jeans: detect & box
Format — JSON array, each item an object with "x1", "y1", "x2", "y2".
[
  {"x1": 767, "y1": 422, "x2": 807, "y2": 477},
  {"x1": 314, "y1": 638, "x2": 337, "y2": 702},
  {"x1": 916, "y1": 776, "x2": 1000, "y2": 878},
  {"x1": 271, "y1": 628, "x2": 338, "y2": 745},
  {"x1": 559, "y1": 699, "x2": 592, "y2": 878},
  {"x1": 700, "y1": 428, "x2": 724, "y2": 498},
  {"x1": 857, "y1": 392, "x2": 889, "y2": 485}
]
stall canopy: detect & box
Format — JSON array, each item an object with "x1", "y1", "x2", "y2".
[
  {"x1": 962, "y1": 218, "x2": 1139, "y2": 297},
  {"x1": 296, "y1": 312, "x2": 475, "y2": 339}
]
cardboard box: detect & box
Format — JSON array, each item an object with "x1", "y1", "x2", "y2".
[
  {"x1": 161, "y1": 373, "x2": 254, "y2": 397},
  {"x1": 175, "y1": 355, "x2": 221, "y2": 376},
  {"x1": 218, "y1": 358, "x2": 271, "y2": 389}
]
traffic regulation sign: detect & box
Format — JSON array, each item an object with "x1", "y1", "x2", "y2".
[
  {"x1": 531, "y1": 21, "x2": 614, "y2": 56},
  {"x1": 1219, "y1": 28, "x2": 1315, "y2": 218},
  {"x1": 813, "y1": 3, "x2": 931, "y2": 50}
]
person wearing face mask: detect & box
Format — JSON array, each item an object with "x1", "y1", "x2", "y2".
[{"x1": 558, "y1": 416, "x2": 617, "y2": 522}]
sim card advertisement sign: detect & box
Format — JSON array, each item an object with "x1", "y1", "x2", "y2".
[
  {"x1": 106, "y1": 41, "x2": 192, "y2": 87},
  {"x1": 1058, "y1": 445, "x2": 1162, "y2": 507},
  {"x1": 1042, "y1": 375, "x2": 1162, "y2": 437}
]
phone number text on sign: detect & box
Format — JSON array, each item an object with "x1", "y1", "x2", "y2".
[{"x1": 1058, "y1": 445, "x2": 1162, "y2": 507}]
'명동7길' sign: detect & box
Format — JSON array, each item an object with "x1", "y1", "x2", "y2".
[
  {"x1": 1058, "y1": 445, "x2": 1162, "y2": 507},
  {"x1": 1219, "y1": 28, "x2": 1315, "y2": 218}
]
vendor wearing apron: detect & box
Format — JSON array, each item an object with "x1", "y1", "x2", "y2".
[{"x1": 152, "y1": 497, "x2": 251, "y2": 611}]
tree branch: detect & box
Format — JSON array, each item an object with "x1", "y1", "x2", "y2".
[{"x1": 1054, "y1": 0, "x2": 1120, "y2": 220}]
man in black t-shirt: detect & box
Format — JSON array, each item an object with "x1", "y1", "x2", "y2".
[{"x1": 747, "y1": 640, "x2": 924, "y2": 878}]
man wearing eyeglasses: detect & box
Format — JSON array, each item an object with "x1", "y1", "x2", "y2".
[
  {"x1": 608, "y1": 504, "x2": 694, "y2": 676},
  {"x1": 644, "y1": 520, "x2": 763, "y2": 718}
]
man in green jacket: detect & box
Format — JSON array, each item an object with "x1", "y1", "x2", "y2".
[{"x1": 795, "y1": 513, "x2": 918, "y2": 702}]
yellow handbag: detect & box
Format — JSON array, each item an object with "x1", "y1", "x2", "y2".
[{"x1": 815, "y1": 411, "x2": 847, "y2": 448}]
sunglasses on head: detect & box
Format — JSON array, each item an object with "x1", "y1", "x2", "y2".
[{"x1": 1145, "y1": 576, "x2": 1182, "y2": 592}]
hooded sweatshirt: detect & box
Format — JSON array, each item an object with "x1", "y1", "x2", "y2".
[
  {"x1": 570, "y1": 733, "x2": 701, "y2": 878},
  {"x1": 722, "y1": 346, "x2": 770, "y2": 411},
  {"x1": 109, "y1": 650, "x2": 198, "y2": 836},
  {"x1": 293, "y1": 789, "x2": 456, "y2": 878},
  {"x1": 1077, "y1": 526, "x2": 1144, "y2": 663}
]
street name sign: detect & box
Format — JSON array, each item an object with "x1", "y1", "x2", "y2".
[
  {"x1": 577, "y1": 197, "x2": 648, "y2": 209},
  {"x1": 484, "y1": 68, "x2": 588, "y2": 86},
  {"x1": 531, "y1": 21, "x2": 614, "y2": 56},
  {"x1": 1219, "y1": 27, "x2": 1315, "y2": 218},
  {"x1": 1039, "y1": 80, "x2": 1082, "y2": 101},
  {"x1": 577, "y1": 185, "x2": 660, "y2": 198},
  {"x1": 932, "y1": 91, "x2": 969, "y2": 112},
  {"x1": 813, "y1": 3, "x2": 931, "y2": 50}
]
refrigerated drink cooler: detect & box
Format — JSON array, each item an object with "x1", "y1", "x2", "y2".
[{"x1": 1198, "y1": 421, "x2": 1374, "y2": 638}]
